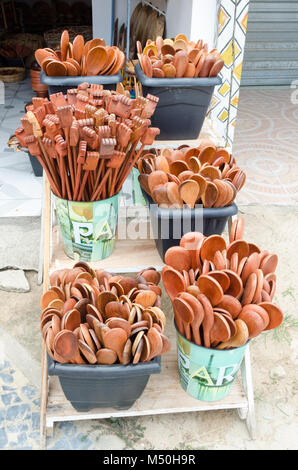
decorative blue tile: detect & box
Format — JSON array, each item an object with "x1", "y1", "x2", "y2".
[
  {"x1": 0, "y1": 409, "x2": 5, "y2": 426},
  {"x1": 21, "y1": 385, "x2": 37, "y2": 401},
  {"x1": 0, "y1": 428, "x2": 8, "y2": 448},
  {"x1": 1, "y1": 392, "x2": 21, "y2": 406},
  {"x1": 0, "y1": 360, "x2": 10, "y2": 371},
  {"x1": 48, "y1": 437, "x2": 73, "y2": 450},
  {"x1": 6, "y1": 403, "x2": 31, "y2": 421},
  {"x1": 31, "y1": 412, "x2": 40, "y2": 430},
  {"x1": 56, "y1": 421, "x2": 78, "y2": 437},
  {"x1": 6, "y1": 423, "x2": 29, "y2": 433},
  {"x1": 69, "y1": 433, "x2": 93, "y2": 450},
  {"x1": 0, "y1": 372, "x2": 14, "y2": 384}
]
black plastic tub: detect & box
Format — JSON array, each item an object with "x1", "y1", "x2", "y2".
[
  {"x1": 143, "y1": 192, "x2": 238, "y2": 261},
  {"x1": 47, "y1": 354, "x2": 161, "y2": 411},
  {"x1": 28, "y1": 152, "x2": 43, "y2": 177},
  {"x1": 40, "y1": 70, "x2": 123, "y2": 95},
  {"x1": 135, "y1": 63, "x2": 221, "y2": 140}
]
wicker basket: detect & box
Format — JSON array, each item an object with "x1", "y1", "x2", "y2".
[
  {"x1": 0, "y1": 67, "x2": 26, "y2": 83},
  {"x1": 44, "y1": 26, "x2": 93, "y2": 50}
]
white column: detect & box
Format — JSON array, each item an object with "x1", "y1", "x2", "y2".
[{"x1": 92, "y1": 0, "x2": 113, "y2": 44}]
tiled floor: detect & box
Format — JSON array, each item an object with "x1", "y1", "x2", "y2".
[
  {"x1": 0, "y1": 81, "x2": 297, "y2": 216},
  {"x1": 233, "y1": 88, "x2": 298, "y2": 205},
  {"x1": 0, "y1": 79, "x2": 42, "y2": 217}
]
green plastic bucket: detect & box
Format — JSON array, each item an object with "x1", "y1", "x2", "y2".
[
  {"x1": 54, "y1": 193, "x2": 119, "y2": 262},
  {"x1": 176, "y1": 323, "x2": 248, "y2": 402}
]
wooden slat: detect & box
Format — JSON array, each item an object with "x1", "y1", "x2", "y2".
[{"x1": 50, "y1": 225, "x2": 164, "y2": 274}]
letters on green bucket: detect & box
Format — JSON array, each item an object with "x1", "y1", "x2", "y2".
[
  {"x1": 54, "y1": 193, "x2": 119, "y2": 262},
  {"x1": 176, "y1": 327, "x2": 247, "y2": 402}
]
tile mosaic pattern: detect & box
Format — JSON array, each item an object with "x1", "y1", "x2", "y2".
[
  {"x1": 210, "y1": 0, "x2": 250, "y2": 147},
  {"x1": 0, "y1": 79, "x2": 42, "y2": 217},
  {"x1": 234, "y1": 88, "x2": 298, "y2": 205},
  {"x1": 0, "y1": 355, "x2": 95, "y2": 449}
]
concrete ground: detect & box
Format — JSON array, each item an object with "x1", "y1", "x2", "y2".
[{"x1": 0, "y1": 86, "x2": 297, "y2": 450}]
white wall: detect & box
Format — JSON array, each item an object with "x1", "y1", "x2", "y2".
[
  {"x1": 92, "y1": 0, "x2": 113, "y2": 44},
  {"x1": 92, "y1": 0, "x2": 217, "y2": 49}
]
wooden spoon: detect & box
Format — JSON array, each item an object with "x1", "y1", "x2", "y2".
[
  {"x1": 179, "y1": 292, "x2": 204, "y2": 345},
  {"x1": 215, "y1": 294, "x2": 242, "y2": 319},
  {"x1": 53, "y1": 330, "x2": 85, "y2": 364},
  {"x1": 164, "y1": 246, "x2": 192, "y2": 272},
  {"x1": 197, "y1": 294, "x2": 214, "y2": 348},
  {"x1": 86, "y1": 46, "x2": 108, "y2": 75},
  {"x1": 46, "y1": 60, "x2": 67, "y2": 76},
  {"x1": 178, "y1": 179, "x2": 200, "y2": 209},
  {"x1": 197, "y1": 274, "x2": 224, "y2": 306},
  {"x1": 238, "y1": 309, "x2": 264, "y2": 339},
  {"x1": 210, "y1": 312, "x2": 231, "y2": 344},
  {"x1": 96, "y1": 348, "x2": 117, "y2": 364},
  {"x1": 162, "y1": 266, "x2": 186, "y2": 300},
  {"x1": 103, "y1": 328, "x2": 127, "y2": 361},
  {"x1": 258, "y1": 302, "x2": 283, "y2": 330},
  {"x1": 147, "y1": 327, "x2": 163, "y2": 360},
  {"x1": 217, "y1": 319, "x2": 249, "y2": 349}
]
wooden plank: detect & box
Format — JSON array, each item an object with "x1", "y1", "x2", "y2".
[
  {"x1": 46, "y1": 324, "x2": 248, "y2": 428},
  {"x1": 50, "y1": 225, "x2": 164, "y2": 274},
  {"x1": 40, "y1": 175, "x2": 52, "y2": 449}
]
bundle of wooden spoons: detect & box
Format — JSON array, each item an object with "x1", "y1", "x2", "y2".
[
  {"x1": 137, "y1": 144, "x2": 245, "y2": 208},
  {"x1": 137, "y1": 34, "x2": 224, "y2": 78},
  {"x1": 15, "y1": 85, "x2": 160, "y2": 201},
  {"x1": 41, "y1": 262, "x2": 170, "y2": 365},
  {"x1": 35, "y1": 31, "x2": 125, "y2": 76},
  {"x1": 162, "y1": 219, "x2": 283, "y2": 349}
]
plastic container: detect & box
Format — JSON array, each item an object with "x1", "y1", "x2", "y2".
[
  {"x1": 143, "y1": 192, "x2": 238, "y2": 261},
  {"x1": 176, "y1": 324, "x2": 248, "y2": 402},
  {"x1": 47, "y1": 354, "x2": 161, "y2": 411},
  {"x1": 53, "y1": 192, "x2": 120, "y2": 262},
  {"x1": 135, "y1": 63, "x2": 221, "y2": 140},
  {"x1": 41, "y1": 70, "x2": 123, "y2": 95}
]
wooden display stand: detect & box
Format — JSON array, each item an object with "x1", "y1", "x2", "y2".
[{"x1": 39, "y1": 125, "x2": 256, "y2": 448}]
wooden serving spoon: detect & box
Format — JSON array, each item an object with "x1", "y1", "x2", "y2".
[
  {"x1": 210, "y1": 312, "x2": 231, "y2": 344},
  {"x1": 103, "y1": 328, "x2": 127, "y2": 361},
  {"x1": 217, "y1": 319, "x2": 249, "y2": 349},
  {"x1": 147, "y1": 327, "x2": 163, "y2": 360},
  {"x1": 258, "y1": 302, "x2": 283, "y2": 330},
  {"x1": 179, "y1": 292, "x2": 204, "y2": 346},
  {"x1": 197, "y1": 294, "x2": 214, "y2": 348},
  {"x1": 173, "y1": 297, "x2": 194, "y2": 341},
  {"x1": 53, "y1": 330, "x2": 86, "y2": 364},
  {"x1": 197, "y1": 274, "x2": 224, "y2": 306},
  {"x1": 96, "y1": 348, "x2": 117, "y2": 364},
  {"x1": 164, "y1": 246, "x2": 192, "y2": 272},
  {"x1": 238, "y1": 309, "x2": 264, "y2": 339},
  {"x1": 178, "y1": 179, "x2": 200, "y2": 209},
  {"x1": 86, "y1": 46, "x2": 108, "y2": 75}
]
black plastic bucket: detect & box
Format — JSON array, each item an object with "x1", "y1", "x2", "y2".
[
  {"x1": 47, "y1": 354, "x2": 161, "y2": 411},
  {"x1": 143, "y1": 192, "x2": 237, "y2": 261},
  {"x1": 135, "y1": 63, "x2": 221, "y2": 140},
  {"x1": 40, "y1": 70, "x2": 123, "y2": 95},
  {"x1": 28, "y1": 152, "x2": 43, "y2": 177}
]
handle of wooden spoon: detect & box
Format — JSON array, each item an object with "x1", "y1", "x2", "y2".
[
  {"x1": 77, "y1": 169, "x2": 89, "y2": 201},
  {"x1": 183, "y1": 321, "x2": 192, "y2": 341},
  {"x1": 91, "y1": 167, "x2": 112, "y2": 201}
]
